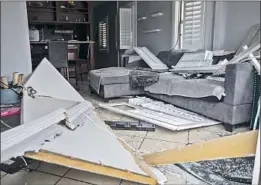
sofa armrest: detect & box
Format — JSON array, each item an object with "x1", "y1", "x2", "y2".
[{"x1": 224, "y1": 63, "x2": 254, "y2": 105}]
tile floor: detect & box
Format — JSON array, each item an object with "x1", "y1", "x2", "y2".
[{"x1": 0, "y1": 83, "x2": 250, "y2": 185}]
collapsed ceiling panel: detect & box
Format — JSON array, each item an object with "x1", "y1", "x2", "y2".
[{"x1": 16, "y1": 58, "x2": 157, "y2": 184}]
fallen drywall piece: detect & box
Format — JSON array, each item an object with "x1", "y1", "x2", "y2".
[
  {"x1": 65, "y1": 101, "x2": 93, "y2": 129},
  {"x1": 25, "y1": 111, "x2": 157, "y2": 184},
  {"x1": 143, "y1": 130, "x2": 258, "y2": 166},
  {"x1": 2, "y1": 124, "x2": 63, "y2": 163},
  {"x1": 133, "y1": 47, "x2": 168, "y2": 70},
  {"x1": 17, "y1": 58, "x2": 157, "y2": 184},
  {"x1": 99, "y1": 97, "x2": 219, "y2": 131},
  {"x1": 22, "y1": 97, "x2": 78, "y2": 124},
  {"x1": 1, "y1": 109, "x2": 66, "y2": 163},
  {"x1": 23, "y1": 58, "x2": 84, "y2": 102}
]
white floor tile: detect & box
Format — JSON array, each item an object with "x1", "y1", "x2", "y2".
[
  {"x1": 188, "y1": 127, "x2": 230, "y2": 144},
  {"x1": 138, "y1": 139, "x2": 186, "y2": 155},
  {"x1": 1, "y1": 171, "x2": 60, "y2": 185},
  {"x1": 57, "y1": 178, "x2": 91, "y2": 185},
  {"x1": 112, "y1": 130, "x2": 147, "y2": 139},
  {"x1": 65, "y1": 169, "x2": 121, "y2": 185},
  {"x1": 116, "y1": 135, "x2": 144, "y2": 150},
  {"x1": 37, "y1": 162, "x2": 69, "y2": 176},
  {"x1": 146, "y1": 126, "x2": 188, "y2": 143}
]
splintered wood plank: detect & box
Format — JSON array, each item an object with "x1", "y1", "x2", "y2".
[
  {"x1": 25, "y1": 151, "x2": 157, "y2": 185},
  {"x1": 143, "y1": 130, "x2": 258, "y2": 166}
]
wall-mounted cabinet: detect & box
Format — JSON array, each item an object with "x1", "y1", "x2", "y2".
[{"x1": 27, "y1": 1, "x2": 90, "y2": 24}]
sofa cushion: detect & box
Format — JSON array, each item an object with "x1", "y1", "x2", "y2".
[{"x1": 144, "y1": 73, "x2": 225, "y2": 100}]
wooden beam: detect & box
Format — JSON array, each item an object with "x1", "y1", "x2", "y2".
[
  {"x1": 143, "y1": 131, "x2": 258, "y2": 166},
  {"x1": 25, "y1": 150, "x2": 157, "y2": 185}
]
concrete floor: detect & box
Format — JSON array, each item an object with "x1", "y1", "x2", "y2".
[{"x1": 0, "y1": 82, "x2": 250, "y2": 185}]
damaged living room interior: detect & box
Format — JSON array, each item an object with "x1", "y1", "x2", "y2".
[{"x1": 0, "y1": 1, "x2": 261, "y2": 185}]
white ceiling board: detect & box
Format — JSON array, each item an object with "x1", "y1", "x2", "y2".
[
  {"x1": 1, "y1": 124, "x2": 63, "y2": 163},
  {"x1": 24, "y1": 58, "x2": 84, "y2": 102},
  {"x1": 41, "y1": 111, "x2": 148, "y2": 176},
  {"x1": 22, "y1": 97, "x2": 78, "y2": 124},
  {"x1": 133, "y1": 47, "x2": 168, "y2": 70}
]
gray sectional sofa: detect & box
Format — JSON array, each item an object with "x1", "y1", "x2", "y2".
[{"x1": 88, "y1": 59, "x2": 255, "y2": 131}]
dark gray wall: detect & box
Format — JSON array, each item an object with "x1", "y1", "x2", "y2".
[
  {"x1": 213, "y1": 1, "x2": 260, "y2": 51},
  {"x1": 137, "y1": 1, "x2": 172, "y2": 55},
  {"x1": 223, "y1": 1, "x2": 260, "y2": 50}
]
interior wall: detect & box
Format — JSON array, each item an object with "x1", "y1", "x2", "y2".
[
  {"x1": 137, "y1": 1, "x2": 172, "y2": 55},
  {"x1": 0, "y1": 1, "x2": 32, "y2": 80},
  {"x1": 213, "y1": 1, "x2": 260, "y2": 51}
]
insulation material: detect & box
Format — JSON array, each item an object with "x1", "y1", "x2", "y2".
[
  {"x1": 18, "y1": 58, "x2": 157, "y2": 184},
  {"x1": 99, "y1": 97, "x2": 219, "y2": 131},
  {"x1": 133, "y1": 47, "x2": 168, "y2": 70}
]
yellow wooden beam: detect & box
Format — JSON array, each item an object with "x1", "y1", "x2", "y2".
[
  {"x1": 25, "y1": 150, "x2": 157, "y2": 185},
  {"x1": 143, "y1": 130, "x2": 258, "y2": 166}
]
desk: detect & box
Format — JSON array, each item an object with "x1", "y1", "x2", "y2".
[{"x1": 30, "y1": 40, "x2": 95, "y2": 70}]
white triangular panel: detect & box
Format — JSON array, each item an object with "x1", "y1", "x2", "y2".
[
  {"x1": 22, "y1": 97, "x2": 78, "y2": 124},
  {"x1": 24, "y1": 58, "x2": 84, "y2": 102}
]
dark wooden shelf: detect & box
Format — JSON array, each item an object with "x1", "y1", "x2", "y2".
[
  {"x1": 59, "y1": 11, "x2": 89, "y2": 15},
  {"x1": 27, "y1": 5, "x2": 56, "y2": 9},
  {"x1": 59, "y1": 7, "x2": 88, "y2": 11},
  {"x1": 29, "y1": 20, "x2": 90, "y2": 25},
  {"x1": 28, "y1": 10, "x2": 57, "y2": 13}
]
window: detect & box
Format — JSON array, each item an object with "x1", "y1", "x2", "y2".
[
  {"x1": 173, "y1": 1, "x2": 214, "y2": 50},
  {"x1": 180, "y1": 1, "x2": 205, "y2": 50},
  {"x1": 119, "y1": 8, "x2": 132, "y2": 49},
  {"x1": 99, "y1": 16, "x2": 109, "y2": 51},
  {"x1": 119, "y1": 2, "x2": 137, "y2": 49}
]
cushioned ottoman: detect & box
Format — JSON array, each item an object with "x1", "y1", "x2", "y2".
[{"x1": 88, "y1": 67, "x2": 144, "y2": 99}]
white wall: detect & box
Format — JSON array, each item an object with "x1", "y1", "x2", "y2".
[
  {"x1": 213, "y1": 1, "x2": 260, "y2": 51},
  {"x1": 1, "y1": 1, "x2": 32, "y2": 80}
]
